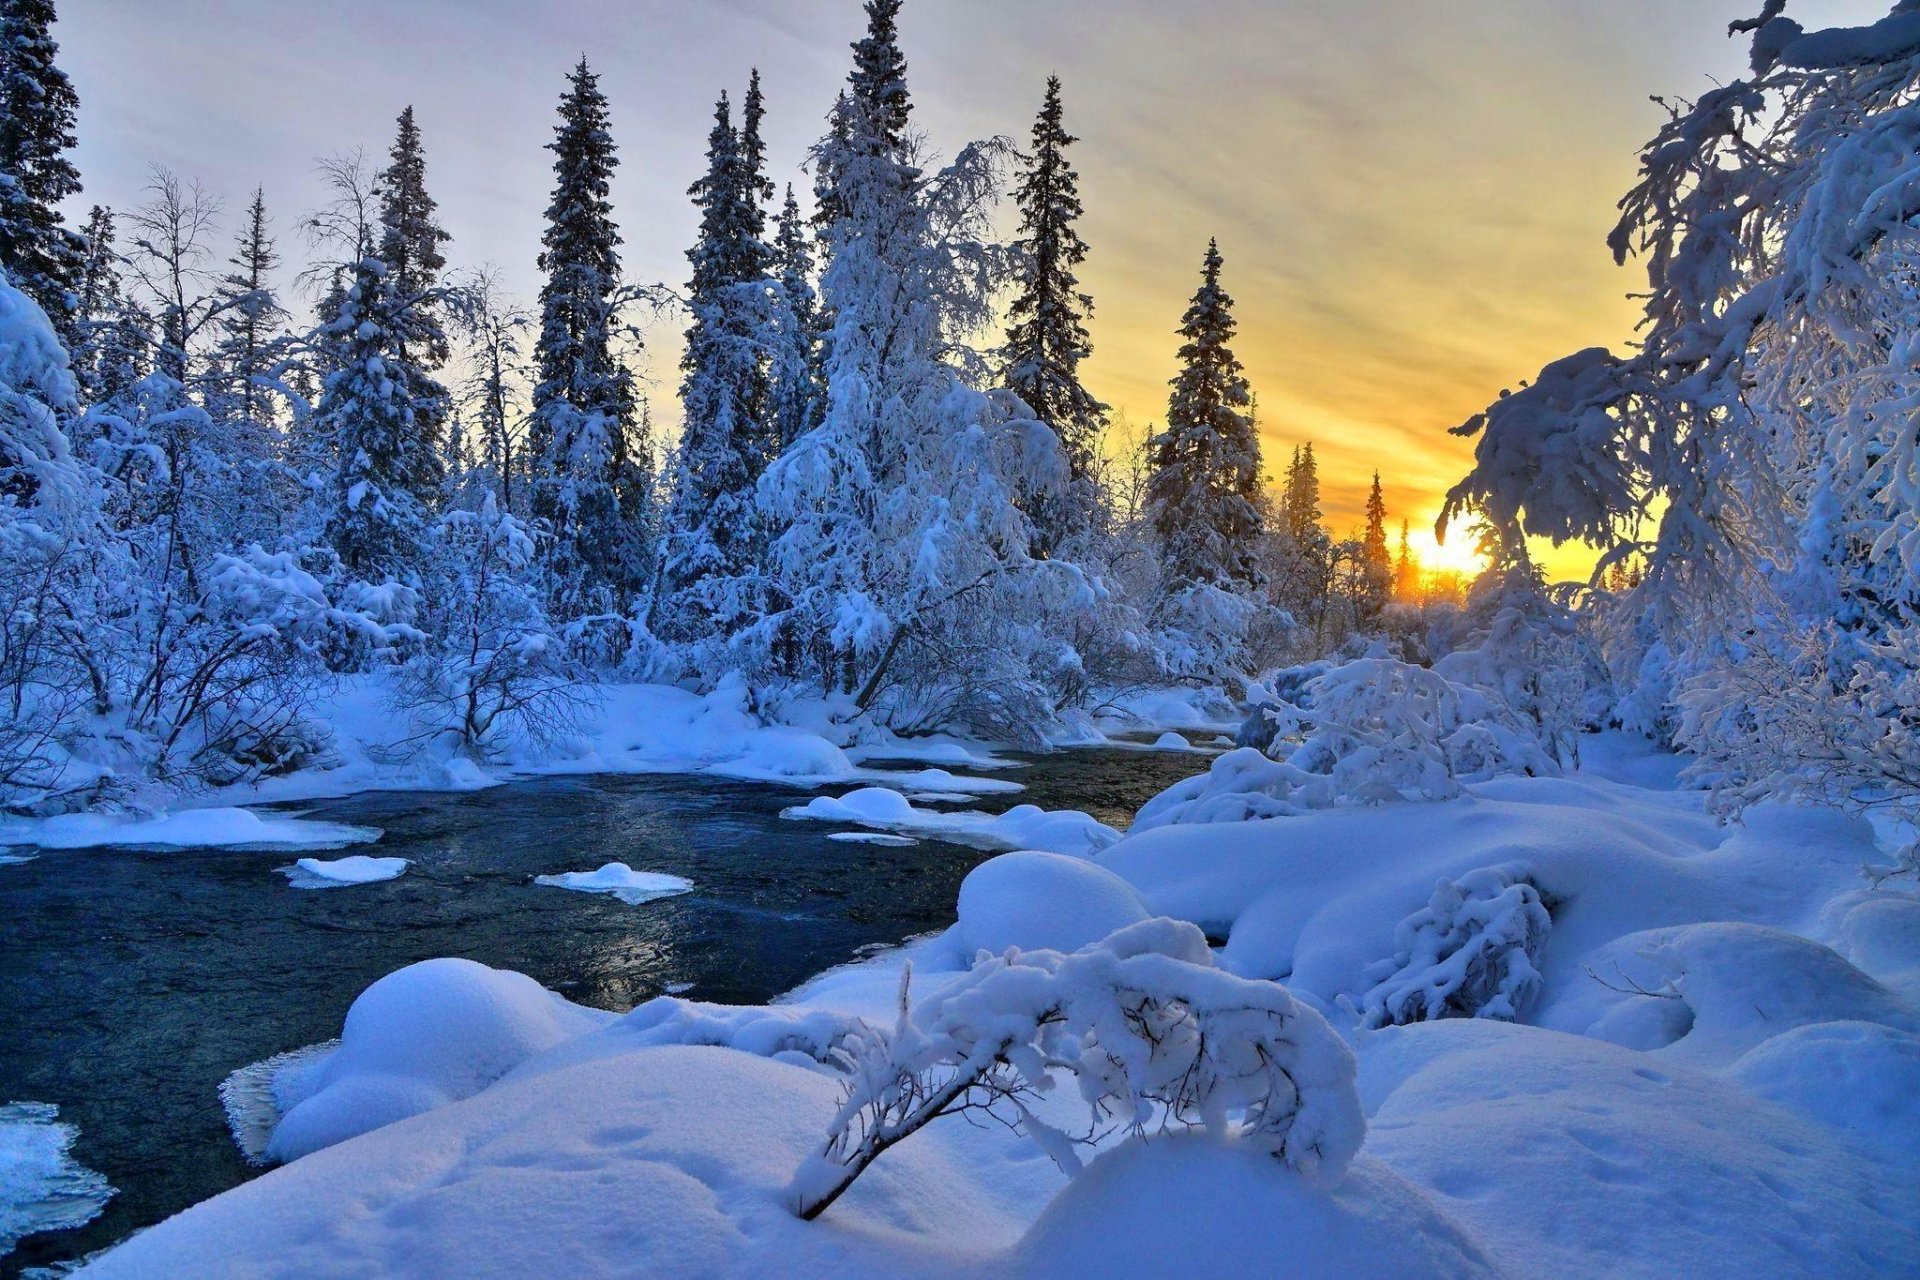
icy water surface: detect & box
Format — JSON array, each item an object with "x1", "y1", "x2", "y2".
[{"x1": 0, "y1": 742, "x2": 1209, "y2": 1276}]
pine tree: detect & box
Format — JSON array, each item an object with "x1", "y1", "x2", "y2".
[
  {"x1": 528, "y1": 59, "x2": 642, "y2": 615},
  {"x1": 666, "y1": 81, "x2": 777, "y2": 620},
  {"x1": 1283, "y1": 443, "x2": 1322, "y2": 544},
  {"x1": 375, "y1": 106, "x2": 451, "y2": 369},
  {"x1": 1361, "y1": 470, "x2": 1391, "y2": 617},
  {"x1": 72, "y1": 204, "x2": 150, "y2": 410},
  {"x1": 1003, "y1": 76, "x2": 1105, "y2": 554},
  {"x1": 0, "y1": 0, "x2": 81, "y2": 342},
  {"x1": 849, "y1": 0, "x2": 911, "y2": 156},
  {"x1": 1144, "y1": 239, "x2": 1262, "y2": 590},
  {"x1": 768, "y1": 183, "x2": 822, "y2": 453}
]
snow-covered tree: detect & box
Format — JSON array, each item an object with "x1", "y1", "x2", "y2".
[
  {"x1": 1441, "y1": 3, "x2": 1920, "y2": 857},
  {"x1": 527, "y1": 59, "x2": 645, "y2": 619},
  {"x1": 449, "y1": 265, "x2": 529, "y2": 512},
  {"x1": 374, "y1": 106, "x2": 451, "y2": 371},
  {"x1": 757, "y1": 0, "x2": 1081, "y2": 732},
  {"x1": 70, "y1": 204, "x2": 149, "y2": 414},
  {"x1": 313, "y1": 255, "x2": 447, "y2": 585},
  {"x1": 1360, "y1": 471, "x2": 1391, "y2": 620},
  {"x1": 766, "y1": 183, "x2": 823, "y2": 454},
  {"x1": 0, "y1": 0, "x2": 82, "y2": 343},
  {"x1": 1144, "y1": 239, "x2": 1262, "y2": 592},
  {"x1": 663, "y1": 81, "x2": 776, "y2": 637},
  {"x1": 1002, "y1": 75, "x2": 1106, "y2": 554}
]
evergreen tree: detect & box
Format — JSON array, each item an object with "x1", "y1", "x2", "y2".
[
  {"x1": 1003, "y1": 75, "x2": 1105, "y2": 552},
  {"x1": 1283, "y1": 442, "x2": 1322, "y2": 544},
  {"x1": 0, "y1": 0, "x2": 81, "y2": 341},
  {"x1": 528, "y1": 59, "x2": 642, "y2": 615},
  {"x1": 1144, "y1": 239, "x2": 1262, "y2": 590},
  {"x1": 1394, "y1": 518, "x2": 1418, "y2": 602},
  {"x1": 767, "y1": 183, "x2": 823, "y2": 453},
  {"x1": 375, "y1": 106, "x2": 451, "y2": 369},
  {"x1": 315, "y1": 255, "x2": 448, "y2": 582},
  {"x1": 1361, "y1": 469, "x2": 1391, "y2": 617},
  {"x1": 849, "y1": 0, "x2": 911, "y2": 156},
  {"x1": 209, "y1": 189, "x2": 290, "y2": 458},
  {"x1": 665, "y1": 82, "x2": 776, "y2": 620},
  {"x1": 71, "y1": 204, "x2": 150, "y2": 410}
]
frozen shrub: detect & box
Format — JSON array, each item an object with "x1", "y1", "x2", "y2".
[
  {"x1": 1357, "y1": 867, "x2": 1551, "y2": 1029},
  {"x1": 789, "y1": 917, "x2": 1363, "y2": 1221}
]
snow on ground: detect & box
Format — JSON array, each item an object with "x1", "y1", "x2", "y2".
[
  {"x1": 0, "y1": 1102, "x2": 114, "y2": 1257},
  {"x1": 533, "y1": 862, "x2": 695, "y2": 906},
  {"x1": 77, "y1": 731, "x2": 1920, "y2": 1278},
  {"x1": 783, "y1": 787, "x2": 1118, "y2": 856},
  {"x1": 278, "y1": 855, "x2": 410, "y2": 889},
  {"x1": 0, "y1": 807, "x2": 381, "y2": 853}
]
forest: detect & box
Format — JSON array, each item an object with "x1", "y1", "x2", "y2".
[{"x1": 1, "y1": 1, "x2": 1917, "y2": 1277}]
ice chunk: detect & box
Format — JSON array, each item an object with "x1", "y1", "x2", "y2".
[
  {"x1": 278, "y1": 855, "x2": 409, "y2": 889},
  {"x1": 0, "y1": 1101, "x2": 114, "y2": 1257},
  {"x1": 534, "y1": 862, "x2": 693, "y2": 906}
]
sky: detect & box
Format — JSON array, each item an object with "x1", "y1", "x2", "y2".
[{"x1": 54, "y1": 0, "x2": 1891, "y2": 579}]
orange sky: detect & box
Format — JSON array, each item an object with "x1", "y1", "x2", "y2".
[{"x1": 60, "y1": 1, "x2": 1891, "y2": 582}]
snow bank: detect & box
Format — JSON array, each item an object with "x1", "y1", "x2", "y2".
[
  {"x1": 534, "y1": 862, "x2": 694, "y2": 906},
  {"x1": 1013, "y1": 1137, "x2": 1500, "y2": 1279},
  {"x1": 264, "y1": 958, "x2": 615, "y2": 1162},
  {"x1": 278, "y1": 855, "x2": 409, "y2": 889},
  {"x1": 0, "y1": 807, "x2": 380, "y2": 852},
  {"x1": 1727, "y1": 1020, "x2": 1920, "y2": 1164},
  {"x1": 783, "y1": 787, "x2": 1118, "y2": 856},
  {"x1": 954, "y1": 851, "x2": 1149, "y2": 957},
  {"x1": 0, "y1": 1101, "x2": 114, "y2": 1258}
]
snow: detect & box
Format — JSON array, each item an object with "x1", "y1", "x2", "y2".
[
  {"x1": 261, "y1": 958, "x2": 615, "y2": 1163},
  {"x1": 954, "y1": 851, "x2": 1149, "y2": 956},
  {"x1": 534, "y1": 862, "x2": 695, "y2": 906},
  {"x1": 279, "y1": 854, "x2": 410, "y2": 889},
  {"x1": 74, "y1": 734, "x2": 1920, "y2": 1278},
  {"x1": 1013, "y1": 1137, "x2": 1501, "y2": 1279},
  {"x1": 782, "y1": 787, "x2": 1118, "y2": 856},
  {"x1": 0, "y1": 807, "x2": 381, "y2": 852},
  {"x1": 0, "y1": 1102, "x2": 114, "y2": 1259}
]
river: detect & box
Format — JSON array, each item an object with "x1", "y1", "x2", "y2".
[{"x1": 0, "y1": 742, "x2": 1210, "y2": 1276}]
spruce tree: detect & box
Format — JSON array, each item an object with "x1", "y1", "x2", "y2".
[
  {"x1": 768, "y1": 183, "x2": 822, "y2": 452},
  {"x1": 528, "y1": 59, "x2": 642, "y2": 614},
  {"x1": 1144, "y1": 239, "x2": 1262, "y2": 590},
  {"x1": 316, "y1": 255, "x2": 448, "y2": 581},
  {"x1": 72, "y1": 204, "x2": 150, "y2": 409},
  {"x1": 666, "y1": 82, "x2": 776, "y2": 617},
  {"x1": 209, "y1": 189, "x2": 290, "y2": 455},
  {"x1": 0, "y1": 0, "x2": 81, "y2": 340},
  {"x1": 1361, "y1": 469, "x2": 1391, "y2": 617},
  {"x1": 1003, "y1": 75, "x2": 1105, "y2": 552},
  {"x1": 1394, "y1": 518, "x2": 1419, "y2": 602},
  {"x1": 375, "y1": 106, "x2": 451, "y2": 369}
]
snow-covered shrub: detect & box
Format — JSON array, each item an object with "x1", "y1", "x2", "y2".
[
  {"x1": 394, "y1": 494, "x2": 594, "y2": 759},
  {"x1": 1138, "y1": 658, "x2": 1557, "y2": 830},
  {"x1": 789, "y1": 917, "x2": 1363, "y2": 1220},
  {"x1": 1356, "y1": 867, "x2": 1551, "y2": 1028}
]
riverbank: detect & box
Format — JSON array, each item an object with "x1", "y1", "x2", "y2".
[{"x1": 68, "y1": 732, "x2": 1920, "y2": 1279}]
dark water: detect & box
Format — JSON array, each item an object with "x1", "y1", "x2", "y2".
[{"x1": 0, "y1": 742, "x2": 1209, "y2": 1276}]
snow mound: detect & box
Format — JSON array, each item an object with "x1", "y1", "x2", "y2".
[
  {"x1": 279, "y1": 854, "x2": 409, "y2": 889},
  {"x1": 1013, "y1": 1137, "x2": 1501, "y2": 1279},
  {"x1": 1149, "y1": 731, "x2": 1199, "y2": 751},
  {"x1": 955, "y1": 851, "x2": 1150, "y2": 957},
  {"x1": 1728, "y1": 1020, "x2": 1920, "y2": 1164},
  {"x1": 0, "y1": 807, "x2": 381, "y2": 852},
  {"x1": 1542, "y1": 922, "x2": 1920, "y2": 1065},
  {"x1": 0, "y1": 1101, "x2": 114, "y2": 1258},
  {"x1": 826, "y1": 831, "x2": 918, "y2": 846},
  {"x1": 1358, "y1": 1019, "x2": 1920, "y2": 1278},
  {"x1": 784, "y1": 788, "x2": 1119, "y2": 856},
  {"x1": 266, "y1": 958, "x2": 615, "y2": 1162},
  {"x1": 534, "y1": 862, "x2": 694, "y2": 905},
  {"x1": 1818, "y1": 887, "x2": 1920, "y2": 998}
]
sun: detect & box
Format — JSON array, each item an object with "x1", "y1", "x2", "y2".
[{"x1": 1405, "y1": 520, "x2": 1487, "y2": 578}]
